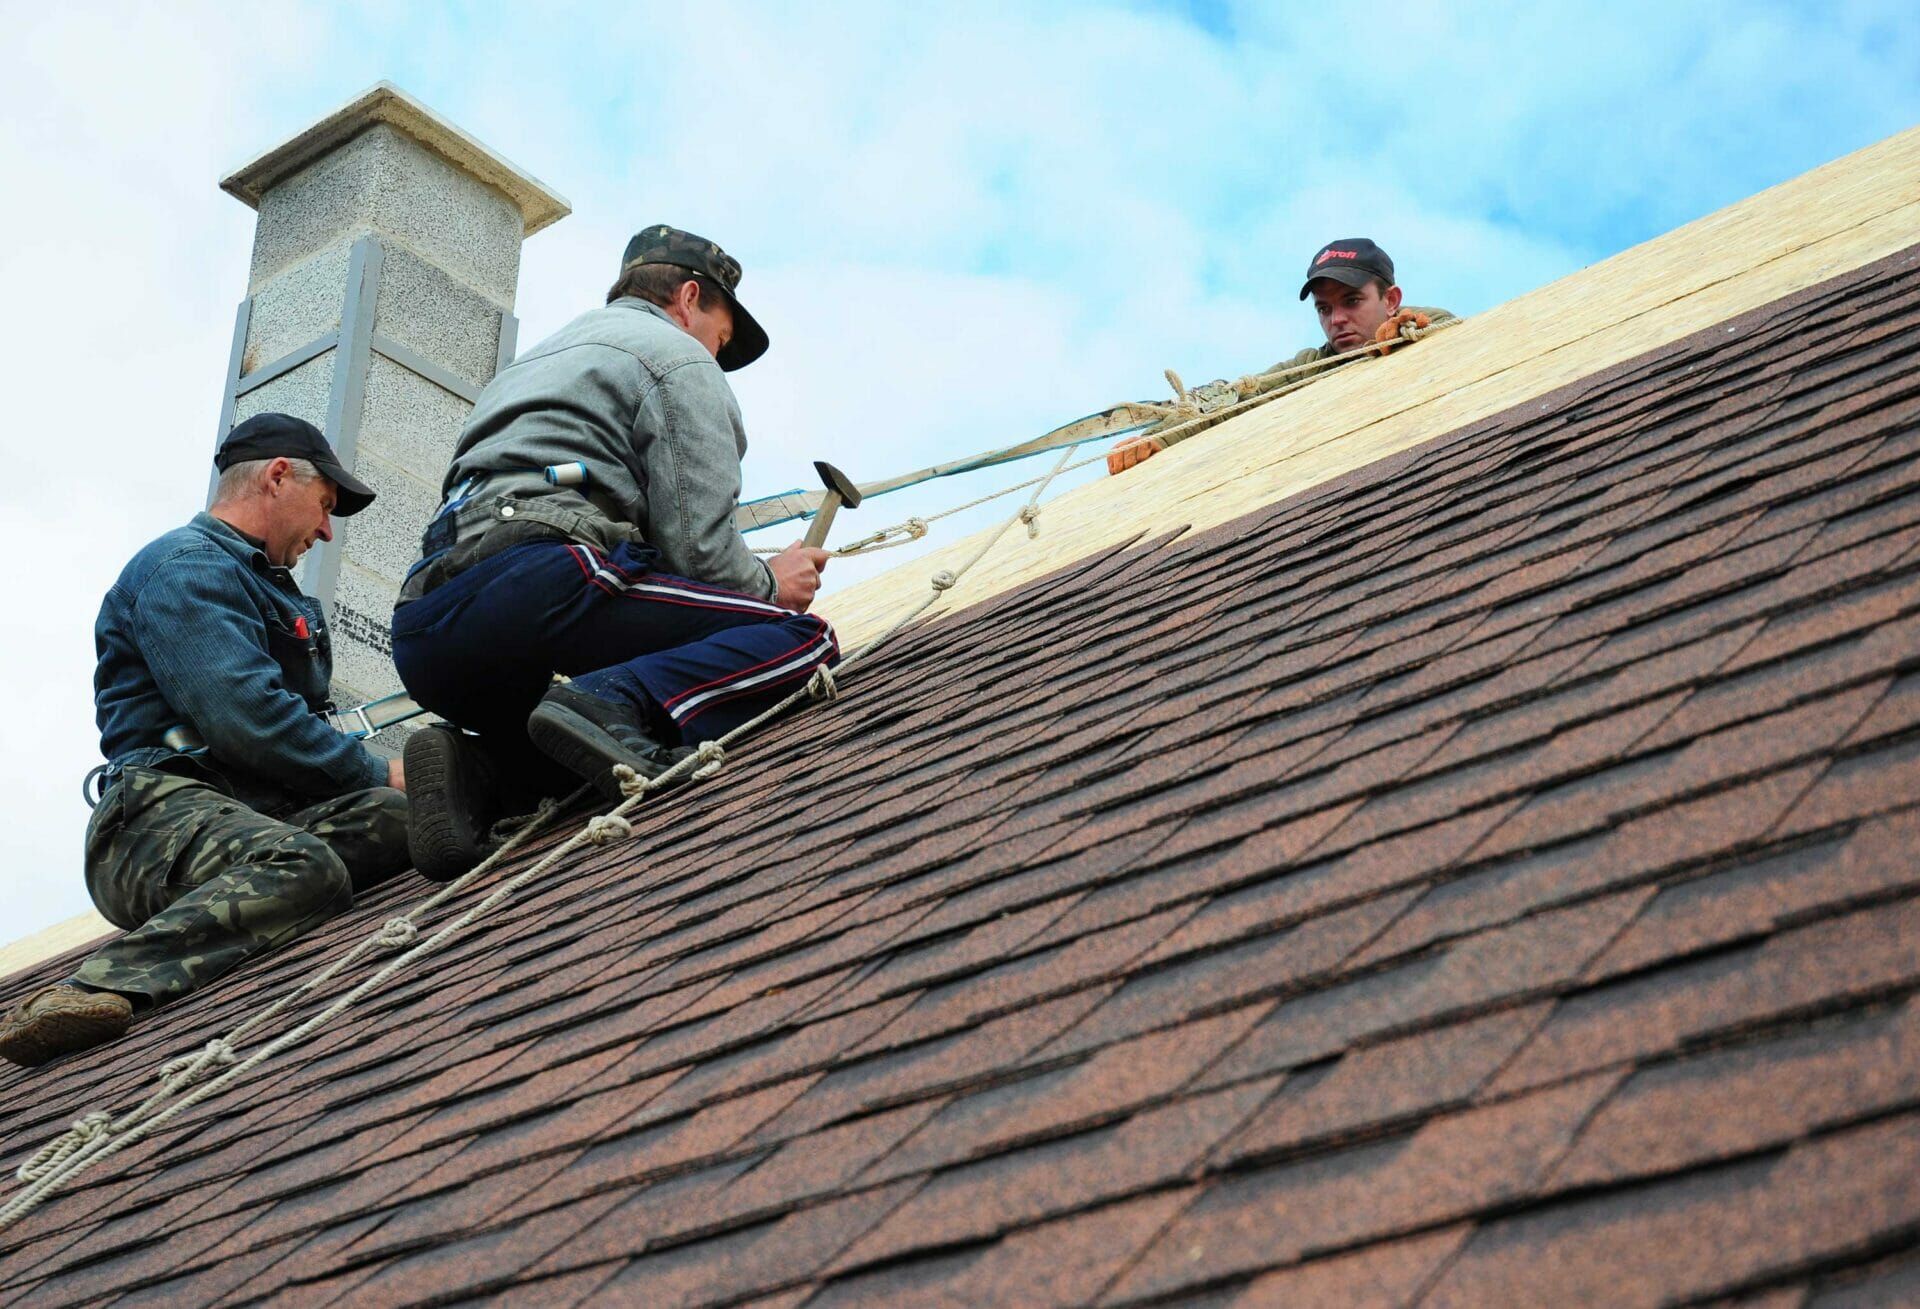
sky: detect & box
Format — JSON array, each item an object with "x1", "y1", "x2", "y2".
[{"x1": 3, "y1": 0, "x2": 1917, "y2": 941}]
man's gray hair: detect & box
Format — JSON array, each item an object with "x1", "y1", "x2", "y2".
[{"x1": 212, "y1": 456, "x2": 324, "y2": 504}]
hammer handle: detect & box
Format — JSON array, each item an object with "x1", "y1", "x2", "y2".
[{"x1": 802, "y1": 497, "x2": 842, "y2": 550}]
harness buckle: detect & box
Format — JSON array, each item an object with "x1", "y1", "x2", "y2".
[{"x1": 330, "y1": 703, "x2": 378, "y2": 738}]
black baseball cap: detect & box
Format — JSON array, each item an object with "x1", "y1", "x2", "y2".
[
  {"x1": 1299, "y1": 238, "x2": 1396, "y2": 300},
  {"x1": 216, "y1": 413, "x2": 375, "y2": 516},
  {"x1": 618, "y1": 224, "x2": 770, "y2": 371}
]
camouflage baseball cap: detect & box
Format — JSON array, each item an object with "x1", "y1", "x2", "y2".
[{"x1": 619, "y1": 224, "x2": 769, "y2": 371}]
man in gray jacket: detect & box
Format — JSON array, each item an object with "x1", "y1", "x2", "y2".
[{"x1": 391, "y1": 225, "x2": 833, "y2": 878}]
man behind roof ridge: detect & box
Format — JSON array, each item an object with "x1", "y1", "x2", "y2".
[
  {"x1": 0, "y1": 414, "x2": 412, "y2": 1068},
  {"x1": 1107, "y1": 237, "x2": 1456, "y2": 475},
  {"x1": 391, "y1": 224, "x2": 837, "y2": 881}
]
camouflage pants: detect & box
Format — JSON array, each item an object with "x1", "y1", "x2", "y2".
[{"x1": 73, "y1": 763, "x2": 410, "y2": 1006}]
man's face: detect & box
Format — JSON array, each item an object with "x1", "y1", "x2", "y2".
[
  {"x1": 675, "y1": 283, "x2": 736, "y2": 362},
  {"x1": 264, "y1": 465, "x2": 337, "y2": 568},
  {"x1": 1310, "y1": 278, "x2": 1402, "y2": 353}
]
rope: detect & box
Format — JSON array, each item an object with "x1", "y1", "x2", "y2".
[
  {"x1": 15, "y1": 1114, "x2": 108, "y2": 1184},
  {"x1": 157, "y1": 1038, "x2": 236, "y2": 1084},
  {"x1": 751, "y1": 315, "x2": 1458, "y2": 560},
  {"x1": 0, "y1": 320, "x2": 1449, "y2": 1230},
  {"x1": 2, "y1": 443, "x2": 1090, "y2": 1232},
  {"x1": 0, "y1": 782, "x2": 588, "y2": 1228},
  {"x1": 584, "y1": 814, "x2": 632, "y2": 845},
  {"x1": 691, "y1": 741, "x2": 728, "y2": 780},
  {"x1": 374, "y1": 919, "x2": 418, "y2": 949},
  {"x1": 488, "y1": 794, "x2": 565, "y2": 846}
]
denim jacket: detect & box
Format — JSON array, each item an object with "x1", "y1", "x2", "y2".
[
  {"x1": 400, "y1": 297, "x2": 776, "y2": 603},
  {"x1": 93, "y1": 513, "x2": 387, "y2": 796}
]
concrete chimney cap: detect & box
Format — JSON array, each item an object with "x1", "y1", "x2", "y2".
[{"x1": 220, "y1": 81, "x2": 571, "y2": 237}]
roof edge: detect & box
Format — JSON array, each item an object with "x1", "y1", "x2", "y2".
[{"x1": 818, "y1": 123, "x2": 1920, "y2": 646}]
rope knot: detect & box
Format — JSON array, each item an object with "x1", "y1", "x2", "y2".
[
  {"x1": 613, "y1": 762, "x2": 648, "y2": 798},
  {"x1": 585, "y1": 813, "x2": 633, "y2": 845},
  {"x1": 807, "y1": 665, "x2": 839, "y2": 702},
  {"x1": 17, "y1": 1113, "x2": 113, "y2": 1183},
  {"x1": 692, "y1": 741, "x2": 727, "y2": 779},
  {"x1": 906, "y1": 516, "x2": 929, "y2": 540},
  {"x1": 160, "y1": 1038, "x2": 236, "y2": 1084},
  {"x1": 1017, "y1": 503, "x2": 1041, "y2": 538},
  {"x1": 929, "y1": 569, "x2": 958, "y2": 592},
  {"x1": 490, "y1": 795, "x2": 563, "y2": 843},
  {"x1": 375, "y1": 918, "x2": 418, "y2": 949}
]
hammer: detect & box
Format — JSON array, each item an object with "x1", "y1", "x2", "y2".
[{"x1": 802, "y1": 461, "x2": 863, "y2": 549}]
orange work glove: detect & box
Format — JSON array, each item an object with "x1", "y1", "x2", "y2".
[
  {"x1": 1107, "y1": 434, "x2": 1166, "y2": 476},
  {"x1": 1374, "y1": 308, "x2": 1432, "y2": 353}
]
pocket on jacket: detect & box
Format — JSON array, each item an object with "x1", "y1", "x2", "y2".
[{"x1": 266, "y1": 617, "x2": 328, "y2": 697}]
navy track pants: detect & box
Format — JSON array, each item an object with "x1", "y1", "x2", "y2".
[{"x1": 392, "y1": 540, "x2": 837, "y2": 761}]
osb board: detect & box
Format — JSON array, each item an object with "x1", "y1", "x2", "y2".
[
  {"x1": 819, "y1": 123, "x2": 1920, "y2": 647},
  {"x1": 0, "y1": 912, "x2": 112, "y2": 987}
]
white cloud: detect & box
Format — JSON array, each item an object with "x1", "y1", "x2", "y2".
[{"x1": 2, "y1": 1, "x2": 1916, "y2": 942}]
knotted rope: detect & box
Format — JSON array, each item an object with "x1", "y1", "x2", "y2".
[
  {"x1": 374, "y1": 918, "x2": 418, "y2": 949},
  {"x1": 157, "y1": 1038, "x2": 236, "y2": 1084},
  {"x1": 0, "y1": 779, "x2": 589, "y2": 1228},
  {"x1": 15, "y1": 1114, "x2": 109, "y2": 1184},
  {"x1": 691, "y1": 741, "x2": 728, "y2": 779},
  {"x1": 584, "y1": 814, "x2": 632, "y2": 845},
  {"x1": 0, "y1": 317, "x2": 1454, "y2": 1229}
]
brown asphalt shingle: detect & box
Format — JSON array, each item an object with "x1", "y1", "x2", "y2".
[{"x1": 5, "y1": 245, "x2": 1920, "y2": 1306}]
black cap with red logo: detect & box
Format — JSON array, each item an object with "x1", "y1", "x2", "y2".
[{"x1": 1298, "y1": 238, "x2": 1395, "y2": 300}]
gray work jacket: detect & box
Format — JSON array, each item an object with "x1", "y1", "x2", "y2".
[{"x1": 401, "y1": 297, "x2": 776, "y2": 603}]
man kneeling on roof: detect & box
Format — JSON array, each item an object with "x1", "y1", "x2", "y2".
[
  {"x1": 0, "y1": 415, "x2": 411, "y2": 1067},
  {"x1": 1107, "y1": 237, "x2": 1456, "y2": 474},
  {"x1": 390, "y1": 225, "x2": 836, "y2": 880}
]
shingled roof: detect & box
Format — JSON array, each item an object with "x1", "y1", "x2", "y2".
[{"x1": 7, "y1": 236, "x2": 1920, "y2": 1307}]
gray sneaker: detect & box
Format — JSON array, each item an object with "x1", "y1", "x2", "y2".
[
  {"x1": 526, "y1": 684, "x2": 691, "y2": 801},
  {"x1": 0, "y1": 983, "x2": 134, "y2": 1067}
]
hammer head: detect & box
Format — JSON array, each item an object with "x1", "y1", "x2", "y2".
[{"x1": 814, "y1": 461, "x2": 862, "y2": 508}]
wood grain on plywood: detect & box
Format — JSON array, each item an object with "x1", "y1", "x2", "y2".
[
  {"x1": 0, "y1": 912, "x2": 113, "y2": 985},
  {"x1": 819, "y1": 125, "x2": 1920, "y2": 646}
]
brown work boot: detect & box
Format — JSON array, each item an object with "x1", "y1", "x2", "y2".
[{"x1": 0, "y1": 983, "x2": 134, "y2": 1067}]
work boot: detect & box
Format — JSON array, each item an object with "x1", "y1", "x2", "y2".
[
  {"x1": 526, "y1": 683, "x2": 691, "y2": 802},
  {"x1": 404, "y1": 724, "x2": 504, "y2": 882},
  {"x1": 0, "y1": 983, "x2": 134, "y2": 1067}
]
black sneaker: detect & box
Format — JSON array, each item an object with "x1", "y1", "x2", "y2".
[
  {"x1": 404, "y1": 724, "x2": 503, "y2": 882},
  {"x1": 526, "y1": 683, "x2": 689, "y2": 801}
]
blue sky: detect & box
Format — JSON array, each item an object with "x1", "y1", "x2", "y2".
[{"x1": 3, "y1": 0, "x2": 1917, "y2": 938}]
